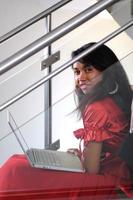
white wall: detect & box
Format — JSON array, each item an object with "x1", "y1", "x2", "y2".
[
  {"x1": 0, "y1": 0, "x2": 133, "y2": 165},
  {"x1": 0, "y1": 0, "x2": 61, "y2": 164},
  {"x1": 111, "y1": 0, "x2": 133, "y2": 38}
]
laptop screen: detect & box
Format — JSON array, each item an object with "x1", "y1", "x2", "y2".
[{"x1": 7, "y1": 111, "x2": 29, "y2": 154}]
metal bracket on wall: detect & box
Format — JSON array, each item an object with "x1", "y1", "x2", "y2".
[{"x1": 41, "y1": 51, "x2": 60, "y2": 70}]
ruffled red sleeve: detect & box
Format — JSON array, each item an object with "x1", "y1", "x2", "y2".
[
  {"x1": 83, "y1": 105, "x2": 113, "y2": 144},
  {"x1": 74, "y1": 98, "x2": 128, "y2": 145},
  {"x1": 74, "y1": 107, "x2": 112, "y2": 145}
]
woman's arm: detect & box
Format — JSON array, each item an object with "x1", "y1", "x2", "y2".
[{"x1": 83, "y1": 141, "x2": 103, "y2": 174}]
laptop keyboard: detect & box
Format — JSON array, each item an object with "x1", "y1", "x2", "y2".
[{"x1": 32, "y1": 150, "x2": 61, "y2": 167}]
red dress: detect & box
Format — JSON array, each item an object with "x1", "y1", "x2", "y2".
[
  {"x1": 74, "y1": 97, "x2": 130, "y2": 180},
  {"x1": 0, "y1": 97, "x2": 131, "y2": 200}
]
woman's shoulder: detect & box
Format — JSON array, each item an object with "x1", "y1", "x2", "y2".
[
  {"x1": 84, "y1": 97, "x2": 124, "y2": 119},
  {"x1": 83, "y1": 98, "x2": 109, "y2": 123},
  {"x1": 93, "y1": 97, "x2": 122, "y2": 109},
  {"x1": 83, "y1": 97, "x2": 128, "y2": 135},
  {"x1": 86, "y1": 97, "x2": 116, "y2": 112}
]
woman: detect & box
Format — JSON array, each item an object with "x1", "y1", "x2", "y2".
[
  {"x1": 0, "y1": 43, "x2": 132, "y2": 200},
  {"x1": 69, "y1": 42, "x2": 132, "y2": 176}
]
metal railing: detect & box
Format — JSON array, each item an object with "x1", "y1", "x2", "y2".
[
  {"x1": 0, "y1": 0, "x2": 132, "y2": 151},
  {"x1": 0, "y1": 0, "x2": 120, "y2": 75},
  {"x1": 0, "y1": 0, "x2": 72, "y2": 44},
  {"x1": 0, "y1": 19, "x2": 132, "y2": 111}
]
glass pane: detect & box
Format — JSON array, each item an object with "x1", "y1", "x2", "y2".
[
  {"x1": 0, "y1": 49, "x2": 133, "y2": 199},
  {"x1": 0, "y1": 0, "x2": 132, "y2": 198}
]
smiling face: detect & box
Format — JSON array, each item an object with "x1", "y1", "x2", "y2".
[{"x1": 73, "y1": 62, "x2": 102, "y2": 94}]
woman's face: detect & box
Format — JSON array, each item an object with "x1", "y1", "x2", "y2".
[{"x1": 73, "y1": 62, "x2": 102, "y2": 94}]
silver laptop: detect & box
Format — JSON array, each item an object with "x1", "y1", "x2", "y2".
[{"x1": 7, "y1": 111, "x2": 84, "y2": 173}]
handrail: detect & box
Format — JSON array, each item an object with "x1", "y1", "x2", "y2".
[
  {"x1": 0, "y1": 0, "x2": 72, "y2": 44},
  {"x1": 0, "y1": 19, "x2": 132, "y2": 111},
  {"x1": 0, "y1": 0, "x2": 120, "y2": 75}
]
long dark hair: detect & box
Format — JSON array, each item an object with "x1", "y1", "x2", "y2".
[{"x1": 72, "y1": 42, "x2": 132, "y2": 121}]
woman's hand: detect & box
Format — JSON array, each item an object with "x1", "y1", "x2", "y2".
[{"x1": 67, "y1": 148, "x2": 81, "y2": 158}]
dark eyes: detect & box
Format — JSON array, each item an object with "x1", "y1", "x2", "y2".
[
  {"x1": 84, "y1": 68, "x2": 93, "y2": 72},
  {"x1": 73, "y1": 68, "x2": 93, "y2": 75},
  {"x1": 73, "y1": 70, "x2": 80, "y2": 75}
]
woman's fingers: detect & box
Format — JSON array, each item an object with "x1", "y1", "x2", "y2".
[
  {"x1": 67, "y1": 149, "x2": 77, "y2": 155},
  {"x1": 67, "y1": 148, "x2": 81, "y2": 157}
]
